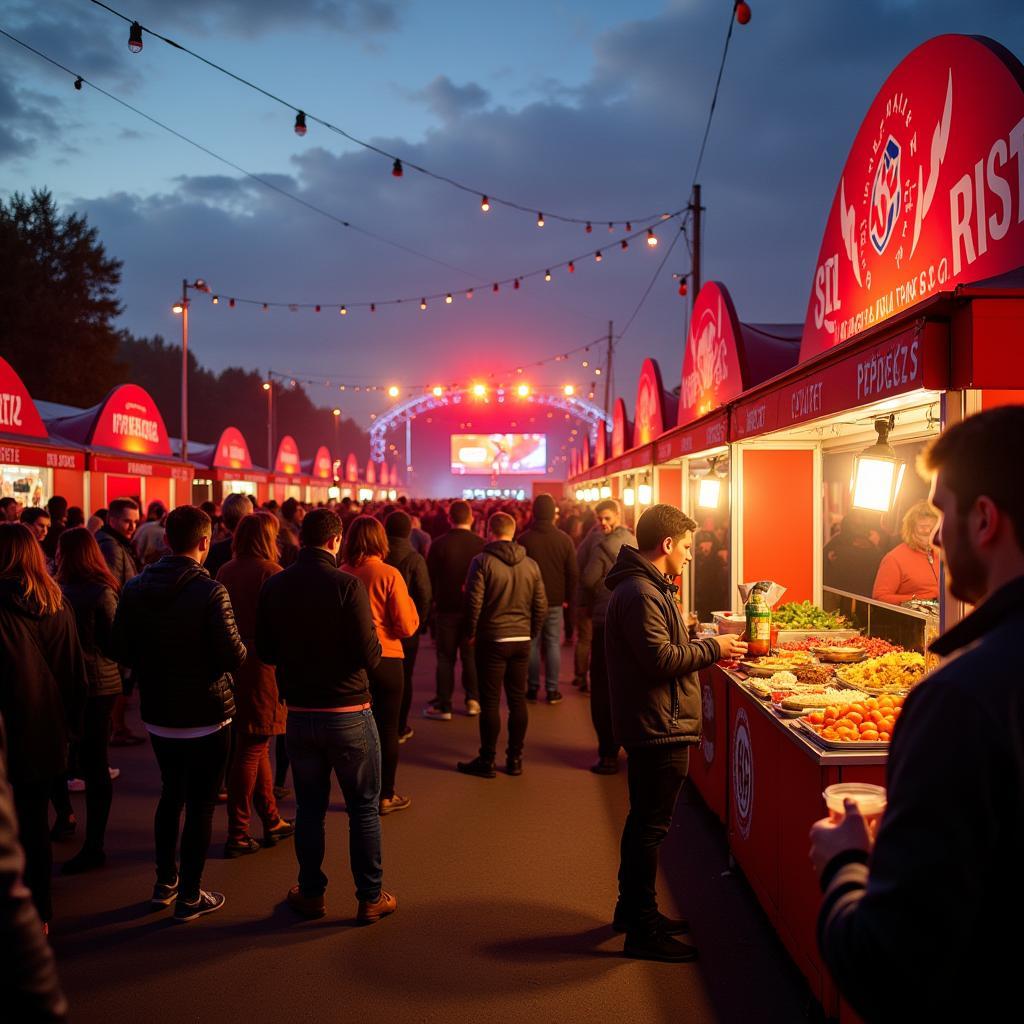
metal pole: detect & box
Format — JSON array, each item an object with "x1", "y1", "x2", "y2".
[
  {"x1": 691, "y1": 183, "x2": 702, "y2": 309},
  {"x1": 406, "y1": 416, "x2": 413, "y2": 483},
  {"x1": 604, "y1": 320, "x2": 613, "y2": 415},
  {"x1": 266, "y1": 375, "x2": 273, "y2": 468},
  {"x1": 181, "y1": 279, "x2": 189, "y2": 464}
]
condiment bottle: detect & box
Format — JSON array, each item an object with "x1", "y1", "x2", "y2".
[{"x1": 745, "y1": 590, "x2": 772, "y2": 657}]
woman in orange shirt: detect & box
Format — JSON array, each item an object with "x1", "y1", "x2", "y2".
[
  {"x1": 872, "y1": 500, "x2": 940, "y2": 605},
  {"x1": 342, "y1": 516, "x2": 420, "y2": 815}
]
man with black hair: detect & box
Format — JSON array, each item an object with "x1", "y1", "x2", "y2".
[
  {"x1": 384, "y1": 511, "x2": 431, "y2": 744},
  {"x1": 112, "y1": 505, "x2": 246, "y2": 923},
  {"x1": 604, "y1": 503, "x2": 746, "y2": 962},
  {"x1": 456, "y1": 512, "x2": 546, "y2": 778},
  {"x1": 204, "y1": 493, "x2": 254, "y2": 579},
  {"x1": 425, "y1": 499, "x2": 484, "y2": 720},
  {"x1": 520, "y1": 493, "x2": 578, "y2": 704},
  {"x1": 41, "y1": 495, "x2": 68, "y2": 564},
  {"x1": 256, "y1": 508, "x2": 396, "y2": 925},
  {"x1": 19, "y1": 506, "x2": 50, "y2": 545},
  {"x1": 0, "y1": 497, "x2": 21, "y2": 522},
  {"x1": 573, "y1": 498, "x2": 621, "y2": 691},
  {"x1": 810, "y1": 406, "x2": 1024, "y2": 1022}
]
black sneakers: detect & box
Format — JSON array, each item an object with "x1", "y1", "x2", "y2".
[
  {"x1": 623, "y1": 930, "x2": 699, "y2": 963},
  {"x1": 590, "y1": 757, "x2": 619, "y2": 775},
  {"x1": 174, "y1": 890, "x2": 226, "y2": 922},
  {"x1": 150, "y1": 877, "x2": 179, "y2": 908},
  {"x1": 613, "y1": 907, "x2": 690, "y2": 935},
  {"x1": 546, "y1": 690, "x2": 564, "y2": 705},
  {"x1": 505, "y1": 756, "x2": 523, "y2": 776},
  {"x1": 526, "y1": 689, "x2": 539, "y2": 703},
  {"x1": 224, "y1": 836, "x2": 261, "y2": 858},
  {"x1": 456, "y1": 756, "x2": 497, "y2": 778}
]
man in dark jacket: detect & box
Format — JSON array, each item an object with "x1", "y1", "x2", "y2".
[
  {"x1": 580, "y1": 502, "x2": 637, "y2": 773},
  {"x1": 573, "y1": 500, "x2": 618, "y2": 691},
  {"x1": 457, "y1": 512, "x2": 546, "y2": 778},
  {"x1": 384, "y1": 511, "x2": 432, "y2": 743},
  {"x1": 604, "y1": 504, "x2": 746, "y2": 962},
  {"x1": 256, "y1": 509, "x2": 395, "y2": 925},
  {"x1": 0, "y1": 715, "x2": 68, "y2": 1022},
  {"x1": 204, "y1": 492, "x2": 254, "y2": 580},
  {"x1": 424, "y1": 500, "x2": 484, "y2": 720},
  {"x1": 519, "y1": 493, "x2": 578, "y2": 704},
  {"x1": 97, "y1": 497, "x2": 144, "y2": 746},
  {"x1": 810, "y1": 407, "x2": 1024, "y2": 1022},
  {"x1": 112, "y1": 505, "x2": 246, "y2": 923}
]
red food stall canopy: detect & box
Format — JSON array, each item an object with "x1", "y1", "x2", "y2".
[
  {"x1": 213, "y1": 426, "x2": 255, "y2": 470},
  {"x1": 581, "y1": 432, "x2": 591, "y2": 472},
  {"x1": 47, "y1": 383, "x2": 173, "y2": 457},
  {"x1": 345, "y1": 453, "x2": 359, "y2": 483},
  {"x1": 274, "y1": 435, "x2": 301, "y2": 476},
  {"x1": 366, "y1": 460, "x2": 377, "y2": 485},
  {"x1": 593, "y1": 422, "x2": 608, "y2": 465},
  {"x1": 633, "y1": 358, "x2": 679, "y2": 446},
  {"x1": 0, "y1": 356, "x2": 48, "y2": 440},
  {"x1": 801, "y1": 34, "x2": 1024, "y2": 362},
  {"x1": 611, "y1": 398, "x2": 632, "y2": 458},
  {"x1": 379, "y1": 462, "x2": 390, "y2": 486},
  {"x1": 301, "y1": 445, "x2": 333, "y2": 481}
]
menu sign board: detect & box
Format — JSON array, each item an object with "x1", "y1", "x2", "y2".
[
  {"x1": 802, "y1": 34, "x2": 1024, "y2": 361},
  {"x1": 655, "y1": 411, "x2": 730, "y2": 463}
]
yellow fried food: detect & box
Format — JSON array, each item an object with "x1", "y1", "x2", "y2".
[{"x1": 836, "y1": 652, "x2": 925, "y2": 693}]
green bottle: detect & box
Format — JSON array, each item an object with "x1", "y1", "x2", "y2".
[{"x1": 745, "y1": 589, "x2": 772, "y2": 657}]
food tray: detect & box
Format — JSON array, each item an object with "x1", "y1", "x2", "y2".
[
  {"x1": 795, "y1": 719, "x2": 890, "y2": 751},
  {"x1": 739, "y1": 661, "x2": 791, "y2": 678},
  {"x1": 811, "y1": 646, "x2": 868, "y2": 664},
  {"x1": 771, "y1": 703, "x2": 806, "y2": 719},
  {"x1": 834, "y1": 675, "x2": 911, "y2": 696},
  {"x1": 776, "y1": 628, "x2": 861, "y2": 645}
]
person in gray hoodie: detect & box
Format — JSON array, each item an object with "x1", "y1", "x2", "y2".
[
  {"x1": 580, "y1": 502, "x2": 637, "y2": 774},
  {"x1": 456, "y1": 512, "x2": 546, "y2": 779}
]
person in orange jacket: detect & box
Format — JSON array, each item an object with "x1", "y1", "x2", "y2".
[
  {"x1": 342, "y1": 517, "x2": 419, "y2": 815},
  {"x1": 871, "y1": 500, "x2": 940, "y2": 605}
]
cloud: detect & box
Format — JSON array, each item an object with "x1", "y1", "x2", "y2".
[
  {"x1": 0, "y1": 72, "x2": 61, "y2": 163},
  {"x1": 412, "y1": 75, "x2": 491, "y2": 123}
]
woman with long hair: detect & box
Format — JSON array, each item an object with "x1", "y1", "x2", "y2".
[
  {"x1": 871, "y1": 500, "x2": 940, "y2": 605},
  {"x1": 53, "y1": 527, "x2": 124, "y2": 874},
  {"x1": 216, "y1": 512, "x2": 293, "y2": 855},
  {"x1": 342, "y1": 516, "x2": 419, "y2": 815},
  {"x1": 0, "y1": 523, "x2": 87, "y2": 926}
]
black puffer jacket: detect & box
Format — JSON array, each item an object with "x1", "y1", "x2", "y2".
[
  {"x1": 465, "y1": 540, "x2": 547, "y2": 641},
  {"x1": 112, "y1": 555, "x2": 245, "y2": 728},
  {"x1": 603, "y1": 545, "x2": 719, "y2": 749},
  {"x1": 60, "y1": 580, "x2": 122, "y2": 697},
  {"x1": 0, "y1": 579, "x2": 87, "y2": 784},
  {"x1": 385, "y1": 536, "x2": 432, "y2": 627},
  {"x1": 518, "y1": 520, "x2": 578, "y2": 608},
  {"x1": 96, "y1": 525, "x2": 140, "y2": 587}
]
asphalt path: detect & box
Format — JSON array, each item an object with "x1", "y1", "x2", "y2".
[{"x1": 48, "y1": 639, "x2": 814, "y2": 1024}]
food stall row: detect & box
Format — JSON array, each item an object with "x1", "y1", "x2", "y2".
[
  {"x1": 0, "y1": 358, "x2": 388, "y2": 512},
  {"x1": 569, "y1": 32, "x2": 1024, "y2": 1020}
]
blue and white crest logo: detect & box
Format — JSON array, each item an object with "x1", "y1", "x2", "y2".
[{"x1": 869, "y1": 135, "x2": 902, "y2": 256}]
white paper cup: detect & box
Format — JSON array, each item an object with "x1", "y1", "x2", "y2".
[{"x1": 823, "y1": 782, "x2": 887, "y2": 825}]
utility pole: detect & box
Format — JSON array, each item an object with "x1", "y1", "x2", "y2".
[
  {"x1": 604, "y1": 320, "x2": 614, "y2": 415},
  {"x1": 180, "y1": 279, "x2": 189, "y2": 464},
  {"x1": 264, "y1": 373, "x2": 274, "y2": 468},
  {"x1": 691, "y1": 183, "x2": 703, "y2": 309}
]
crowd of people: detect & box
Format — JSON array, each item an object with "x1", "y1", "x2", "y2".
[{"x1": 2, "y1": 406, "x2": 1023, "y2": 1022}]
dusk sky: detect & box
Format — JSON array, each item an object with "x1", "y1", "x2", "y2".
[{"x1": 3, "y1": 0, "x2": 1024, "y2": 429}]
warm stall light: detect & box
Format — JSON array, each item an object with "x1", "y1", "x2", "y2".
[
  {"x1": 332, "y1": 407, "x2": 341, "y2": 417},
  {"x1": 262, "y1": 381, "x2": 271, "y2": 391},
  {"x1": 536, "y1": 212, "x2": 545, "y2": 227},
  {"x1": 387, "y1": 385, "x2": 400, "y2": 398},
  {"x1": 517, "y1": 384, "x2": 530, "y2": 398},
  {"x1": 575, "y1": 489, "x2": 585, "y2": 501},
  {"x1": 697, "y1": 476, "x2": 722, "y2": 509},
  {"x1": 388, "y1": 489, "x2": 398, "y2": 501},
  {"x1": 358, "y1": 488, "x2": 374, "y2": 501},
  {"x1": 563, "y1": 384, "x2": 575, "y2": 396},
  {"x1": 600, "y1": 485, "x2": 612, "y2": 499},
  {"x1": 171, "y1": 302, "x2": 184, "y2": 314},
  {"x1": 623, "y1": 487, "x2": 636, "y2": 507},
  {"x1": 472, "y1": 383, "x2": 486, "y2": 397},
  {"x1": 851, "y1": 415, "x2": 906, "y2": 513},
  {"x1": 638, "y1": 483, "x2": 653, "y2": 506},
  {"x1": 432, "y1": 386, "x2": 443, "y2": 397}
]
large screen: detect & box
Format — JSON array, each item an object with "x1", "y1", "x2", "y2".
[{"x1": 450, "y1": 433, "x2": 547, "y2": 475}]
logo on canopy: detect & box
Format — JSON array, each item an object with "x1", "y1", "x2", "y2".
[{"x1": 869, "y1": 136, "x2": 902, "y2": 255}]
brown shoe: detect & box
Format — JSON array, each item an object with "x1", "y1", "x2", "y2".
[
  {"x1": 286, "y1": 885, "x2": 326, "y2": 919},
  {"x1": 379, "y1": 794, "x2": 411, "y2": 816},
  {"x1": 357, "y1": 889, "x2": 397, "y2": 924}
]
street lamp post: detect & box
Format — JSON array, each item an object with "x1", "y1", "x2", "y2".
[
  {"x1": 263, "y1": 378, "x2": 274, "y2": 468},
  {"x1": 172, "y1": 278, "x2": 210, "y2": 464}
]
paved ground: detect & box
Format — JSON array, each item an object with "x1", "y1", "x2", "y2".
[{"x1": 48, "y1": 640, "x2": 816, "y2": 1024}]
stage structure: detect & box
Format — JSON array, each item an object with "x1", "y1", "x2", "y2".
[{"x1": 370, "y1": 386, "x2": 612, "y2": 498}]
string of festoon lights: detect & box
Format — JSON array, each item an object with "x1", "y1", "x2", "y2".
[
  {"x1": 85, "y1": 0, "x2": 754, "y2": 229},
  {"x1": 185, "y1": 215, "x2": 686, "y2": 316},
  {"x1": 268, "y1": 336, "x2": 611, "y2": 405}
]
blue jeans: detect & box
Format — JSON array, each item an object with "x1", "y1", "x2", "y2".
[
  {"x1": 529, "y1": 607, "x2": 563, "y2": 693},
  {"x1": 286, "y1": 709, "x2": 382, "y2": 903}
]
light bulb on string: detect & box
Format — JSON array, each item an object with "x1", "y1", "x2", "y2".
[
  {"x1": 261, "y1": 303, "x2": 268, "y2": 312},
  {"x1": 647, "y1": 228, "x2": 658, "y2": 247},
  {"x1": 492, "y1": 283, "x2": 499, "y2": 293},
  {"x1": 294, "y1": 111, "x2": 307, "y2": 136},
  {"x1": 315, "y1": 305, "x2": 321, "y2": 312},
  {"x1": 594, "y1": 251, "x2": 602, "y2": 262},
  {"x1": 626, "y1": 222, "x2": 632, "y2": 231},
  {"x1": 595, "y1": 368, "x2": 602, "y2": 376},
  {"x1": 585, "y1": 222, "x2": 592, "y2": 234},
  {"x1": 370, "y1": 304, "x2": 376, "y2": 313},
  {"x1": 608, "y1": 222, "x2": 614, "y2": 232},
  {"x1": 480, "y1": 195, "x2": 490, "y2": 212},
  {"x1": 388, "y1": 385, "x2": 400, "y2": 398},
  {"x1": 678, "y1": 281, "x2": 688, "y2": 297},
  {"x1": 736, "y1": 2, "x2": 752, "y2": 25},
  {"x1": 466, "y1": 289, "x2": 474, "y2": 300},
  {"x1": 128, "y1": 21, "x2": 143, "y2": 53},
  {"x1": 513, "y1": 278, "x2": 520, "y2": 291},
  {"x1": 432, "y1": 386, "x2": 443, "y2": 397},
  {"x1": 568, "y1": 261, "x2": 575, "y2": 273},
  {"x1": 339, "y1": 305, "x2": 347, "y2": 315},
  {"x1": 536, "y1": 212, "x2": 544, "y2": 227},
  {"x1": 228, "y1": 298, "x2": 235, "y2": 308},
  {"x1": 420, "y1": 298, "x2": 427, "y2": 310},
  {"x1": 392, "y1": 158, "x2": 404, "y2": 177},
  {"x1": 621, "y1": 239, "x2": 629, "y2": 251},
  {"x1": 563, "y1": 385, "x2": 575, "y2": 396},
  {"x1": 582, "y1": 360, "x2": 589, "y2": 368},
  {"x1": 74, "y1": 77, "x2": 83, "y2": 90},
  {"x1": 211, "y1": 295, "x2": 219, "y2": 305},
  {"x1": 445, "y1": 293, "x2": 453, "y2": 304}
]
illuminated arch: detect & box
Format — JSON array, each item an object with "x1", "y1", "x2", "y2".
[{"x1": 369, "y1": 387, "x2": 612, "y2": 463}]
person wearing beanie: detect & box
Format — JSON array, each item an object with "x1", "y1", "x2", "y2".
[
  {"x1": 518, "y1": 494, "x2": 578, "y2": 704},
  {"x1": 384, "y1": 512, "x2": 431, "y2": 744}
]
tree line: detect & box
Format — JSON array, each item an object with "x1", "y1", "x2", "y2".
[{"x1": 0, "y1": 189, "x2": 368, "y2": 462}]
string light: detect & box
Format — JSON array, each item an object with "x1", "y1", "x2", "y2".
[
  {"x1": 646, "y1": 228, "x2": 658, "y2": 247},
  {"x1": 128, "y1": 20, "x2": 143, "y2": 52},
  {"x1": 445, "y1": 293, "x2": 453, "y2": 304},
  {"x1": 517, "y1": 384, "x2": 530, "y2": 398},
  {"x1": 585, "y1": 222, "x2": 592, "y2": 234},
  {"x1": 595, "y1": 251, "x2": 602, "y2": 262},
  {"x1": 568, "y1": 261, "x2": 575, "y2": 273},
  {"x1": 211, "y1": 294, "x2": 219, "y2": 304},
  {"x1": 432, "y1": 386, "x2": 443, "y2": 397},
  {"x1": 736, "y1": 1, "x2": 752, "y2": 25},
  {"x1": 492, "y1": 283, "x2": 499, "y2": 293},
  {"x1": 544, "y1": 270, "x2": 552, "y2": 282},
  {"x1": 537, "y1": 212, "x2": 545, "y2": 227},
  {"x1": 513, "y1": 278, "x2": 520, "y2": 290},
  {"x1": 229, "y1": 298, "x2": 235, "y2": 308},
  {"x1": 392, "y1": 158, "x2": 403, "y2": 177},
  {"x1": 621, "y1": 239, "x2": 629, "y2": 251},
  {"x1": 314, "y1": 304, "x2": 321, "y2": 312},
  {"x1": 480, "y1": 195, "x2": 490, "y2": 212},
  {"x1": 582, "y1": 360, "x2": 589, "y2": 368},
  {"x1": 419, "y1": 297, "x2": 427, "y2": 310},
  {"x1": 294, "y1": 111, "x2": 307, "y2": 136},
  {"x1": 563, "y1": 385, "x2": 575, "y2": 396},
  {"x1": 339, "y1": 305, "x2": 347, "y2": 315},
  {"x1": 472, "y1": 384, "x2": 486, "y2": 397},
  {"x1": 74, "y1": 76, "x2": 83, "y2": 90},
  {"x1": 387, "y1": 385, "x2": 400, "y2": 398},
  {"x1": 466, "y1": 289, "x2": 473, "y2": 299}
]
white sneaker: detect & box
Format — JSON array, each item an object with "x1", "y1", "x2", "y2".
[
  {"x1": 108, "y1": 767, "x2": 121, "y2": 781},
  {"x1": 67, "y1": 778, "x2": 86, "y2": 792},
  {"x1": 422, "y1": 705, "x2": 452, "y2": 721},
  {"x1": 465, "y1": 699, "x2": 481, "y2": 717}
]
